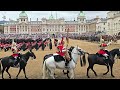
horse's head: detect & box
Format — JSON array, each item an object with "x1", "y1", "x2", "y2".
[
  {"x1": 68, "y1": 46, "x2": 74, "y2": 52},
  {"x1": 28, "y1": 50, "x2": 36, "y2": 59},
  {"x1": 75, "y1": 46, "x2": 85, "y2": 55},
  {"x1": 71, "y1": 46, "x2": 86, "y2": 66}
]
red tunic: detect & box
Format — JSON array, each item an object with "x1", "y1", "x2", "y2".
[
  {"x1": 56, "y1": 44, "x2": 65, "y2": 56},
  {"x1": 12, "y1": 53, "x2": 19, "y2": 58},
  {"x1": 98, "y1": 49, "x2": 107, "y2": 55}
]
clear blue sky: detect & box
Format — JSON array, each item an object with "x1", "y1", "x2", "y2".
[{"x1": 0, "y1": 11, "x2": 108, "y2": 21}]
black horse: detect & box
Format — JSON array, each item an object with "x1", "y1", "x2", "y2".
[
  {"x1": 86, "y1": 48, "x2": 120, "y2": 78},
  {"x1": 0, "y1": 50, "x2": 36, "y2": 79},
  {"x1": 0, "y1": 54, "x2": 21, "y2": 79}
]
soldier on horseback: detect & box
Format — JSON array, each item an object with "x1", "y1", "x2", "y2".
[
  {"x1": 56, "y1": 37, "x2": 71, "y2": 68},
  {"x1": 11, "y1": 39, "x2": 21, "y2": 67},
  {"x1": 97, "y1": 39, "x2": 112, "y2": 65}
]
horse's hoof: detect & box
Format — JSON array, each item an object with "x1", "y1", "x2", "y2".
[
  {"x1": 9, "y1": 77, "x2": 11, "y2": 79},
  {"x1": 16, "y1": 77, "x2": 18, "y2": 79},
  {"x1": 111, "y1": 75, "x2": 115, "y2": 77},
  {"x1": 95, "y1": 74, "x2": 97, "y2": 76},
  {"x1": 25, "y1": 77, "x2": 28, "y2": 79},
  {"x1": 2, "y1": 78, "x2": 4, "y2": 79},
  {"x1": 103, "y1": 73, "x2": 107, "y2": 75},
  {"x1": 87, "y1": 76, "x2": 90, "y2": 78}
]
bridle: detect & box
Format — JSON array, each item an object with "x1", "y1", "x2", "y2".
[{"x1": 68, "y1": 47, "x2": 84, "y2": 64}]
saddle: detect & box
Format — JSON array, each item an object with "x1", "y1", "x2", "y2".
[
  {"x1": 9, "y1": 54, "x2": 21, "y2": 66},
  {"x1": 54, "y1": 54, "x2": 66, "y2": 62},
  {"x1": 55, "y1": 46, "x2": 74, "y2": 62}
]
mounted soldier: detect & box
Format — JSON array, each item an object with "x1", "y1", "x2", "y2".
[
  {"x1": 11, "y1": 39, "x2": 21, "y2": 67},
  {"x1": 56, "y1": 37, "x2": 71, "y2": 68},
  {"x1": 96, "y1": 39, "x2": 112, "y2": 65}
]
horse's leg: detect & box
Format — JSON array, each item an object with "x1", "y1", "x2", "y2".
[
  {"x1": 63, "y1": 70, "x2": 70, "y2": 78},
  {"x1": 23, "y1": 67, "x2": 28, "y2": 79},
  {"x1": 6, "y1": 66, "x2": 11, "y2": 79},
  {"x1": 46, "y1": 69, "x2": 49, "y2": 79},
  {"x1": 67, "y1": 70, "x2": 70, "y2": 79},
  {"x1": 16, "y1": 68, "x2": 22, "y2": 79},
  {"x1": 110, "y1": 64, "x2": 115, "y2": 77},
  {"x1": 103, "y1": 66, "x2": 109, "y2": 75},
  {"x1": 2, "y1": 67, "x2": 6, "y2": 79},
  {"x1": 49, "y1": 69, "x2": 55, "y2": 79},
  {"x1": 91, "y1": 66, "x2": 97, "y2": 76},
  {"x1": 63, "y1": 70, "x2": 68, "y2": 74},
  {"x1": 69, "y1": 69, "x2": 75, "y2": 79},
  {"x1": 87, "y1": 66, "x2": 91, "y2": 78}
]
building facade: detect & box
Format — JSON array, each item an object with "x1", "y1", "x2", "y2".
[
  {"x1": 96, "y1": 17, "x2": 107, "y2": 33},
  {"x1": 0, "y1": 21, "x2": 8, "y2": 34},
  {"x1": 4, "y1": 11, "x2": 91, "y2": 35},
  {"x1": 107, "y1": 11, "x2": 120, "y2": 35},
  {"x1": 4, "y1": 11, "x2": 110, "y2": 35}
]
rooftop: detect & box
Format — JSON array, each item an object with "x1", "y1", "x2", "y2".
[{"x1": 19, "y1": 11, "x2": 28, "y2": 17}]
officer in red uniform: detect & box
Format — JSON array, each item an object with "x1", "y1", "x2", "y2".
[
  {"x1": 11, "y1": 40, "x2": 21, "y2": 67},
  {"x1": 97, "y1": 39, "x2": 112, "y2": 65},
  {"x1": 56, "y1": 37, "x2": 71, "y2": 67}
]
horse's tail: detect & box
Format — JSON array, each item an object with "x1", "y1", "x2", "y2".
[
  {"x1": 42, "y1": 60, "x2": 47, "y2": 79},
  {"x1": 82, "y1": 54, "x2": 86, "y2": 66},
  {"x1": 80, "y1": 55, "x2": 83, "y2": 67},
  {"x1": 80, "y1": 52, "x2": 89, "y2": 67}
]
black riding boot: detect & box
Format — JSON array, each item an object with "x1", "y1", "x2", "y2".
[
  {"x1": 14, "y1": 58, "x2": 20, "y2": 67},
  {"x1": 104, "y1": 57, "x2": 109, "y2": 66},
  {"x1": 65, "y1": 60, "x2": 69, "y2": 68},
  {"x1": 14, "y1": 60, "x2": 18, "y2": 66}
]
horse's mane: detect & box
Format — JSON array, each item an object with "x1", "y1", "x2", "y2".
[
  {"x1": 22, "y1": 51, "x2": 30, "y2": 57},
  {"x1": 110, "y1": 48, "x2": 119, "y2": 53}
]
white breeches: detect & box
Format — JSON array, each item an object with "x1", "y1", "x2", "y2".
[{"x1": 103, "y1": 53, "x2": 109, "y2": 57}]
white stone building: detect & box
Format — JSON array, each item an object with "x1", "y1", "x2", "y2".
[
  {"x1": 107, "y1": 11, "x2": 120, "y2": 35},
  {"x1": 96, "y1": 17, "x2": 107, "y2": 34},
  {"x1": 4, "y1": 11, "x2": 90, "y2": 35}
]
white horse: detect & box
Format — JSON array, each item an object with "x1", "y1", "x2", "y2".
[{"x1": 42, "y1": 46, "x2": 86, "y2": 79}]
